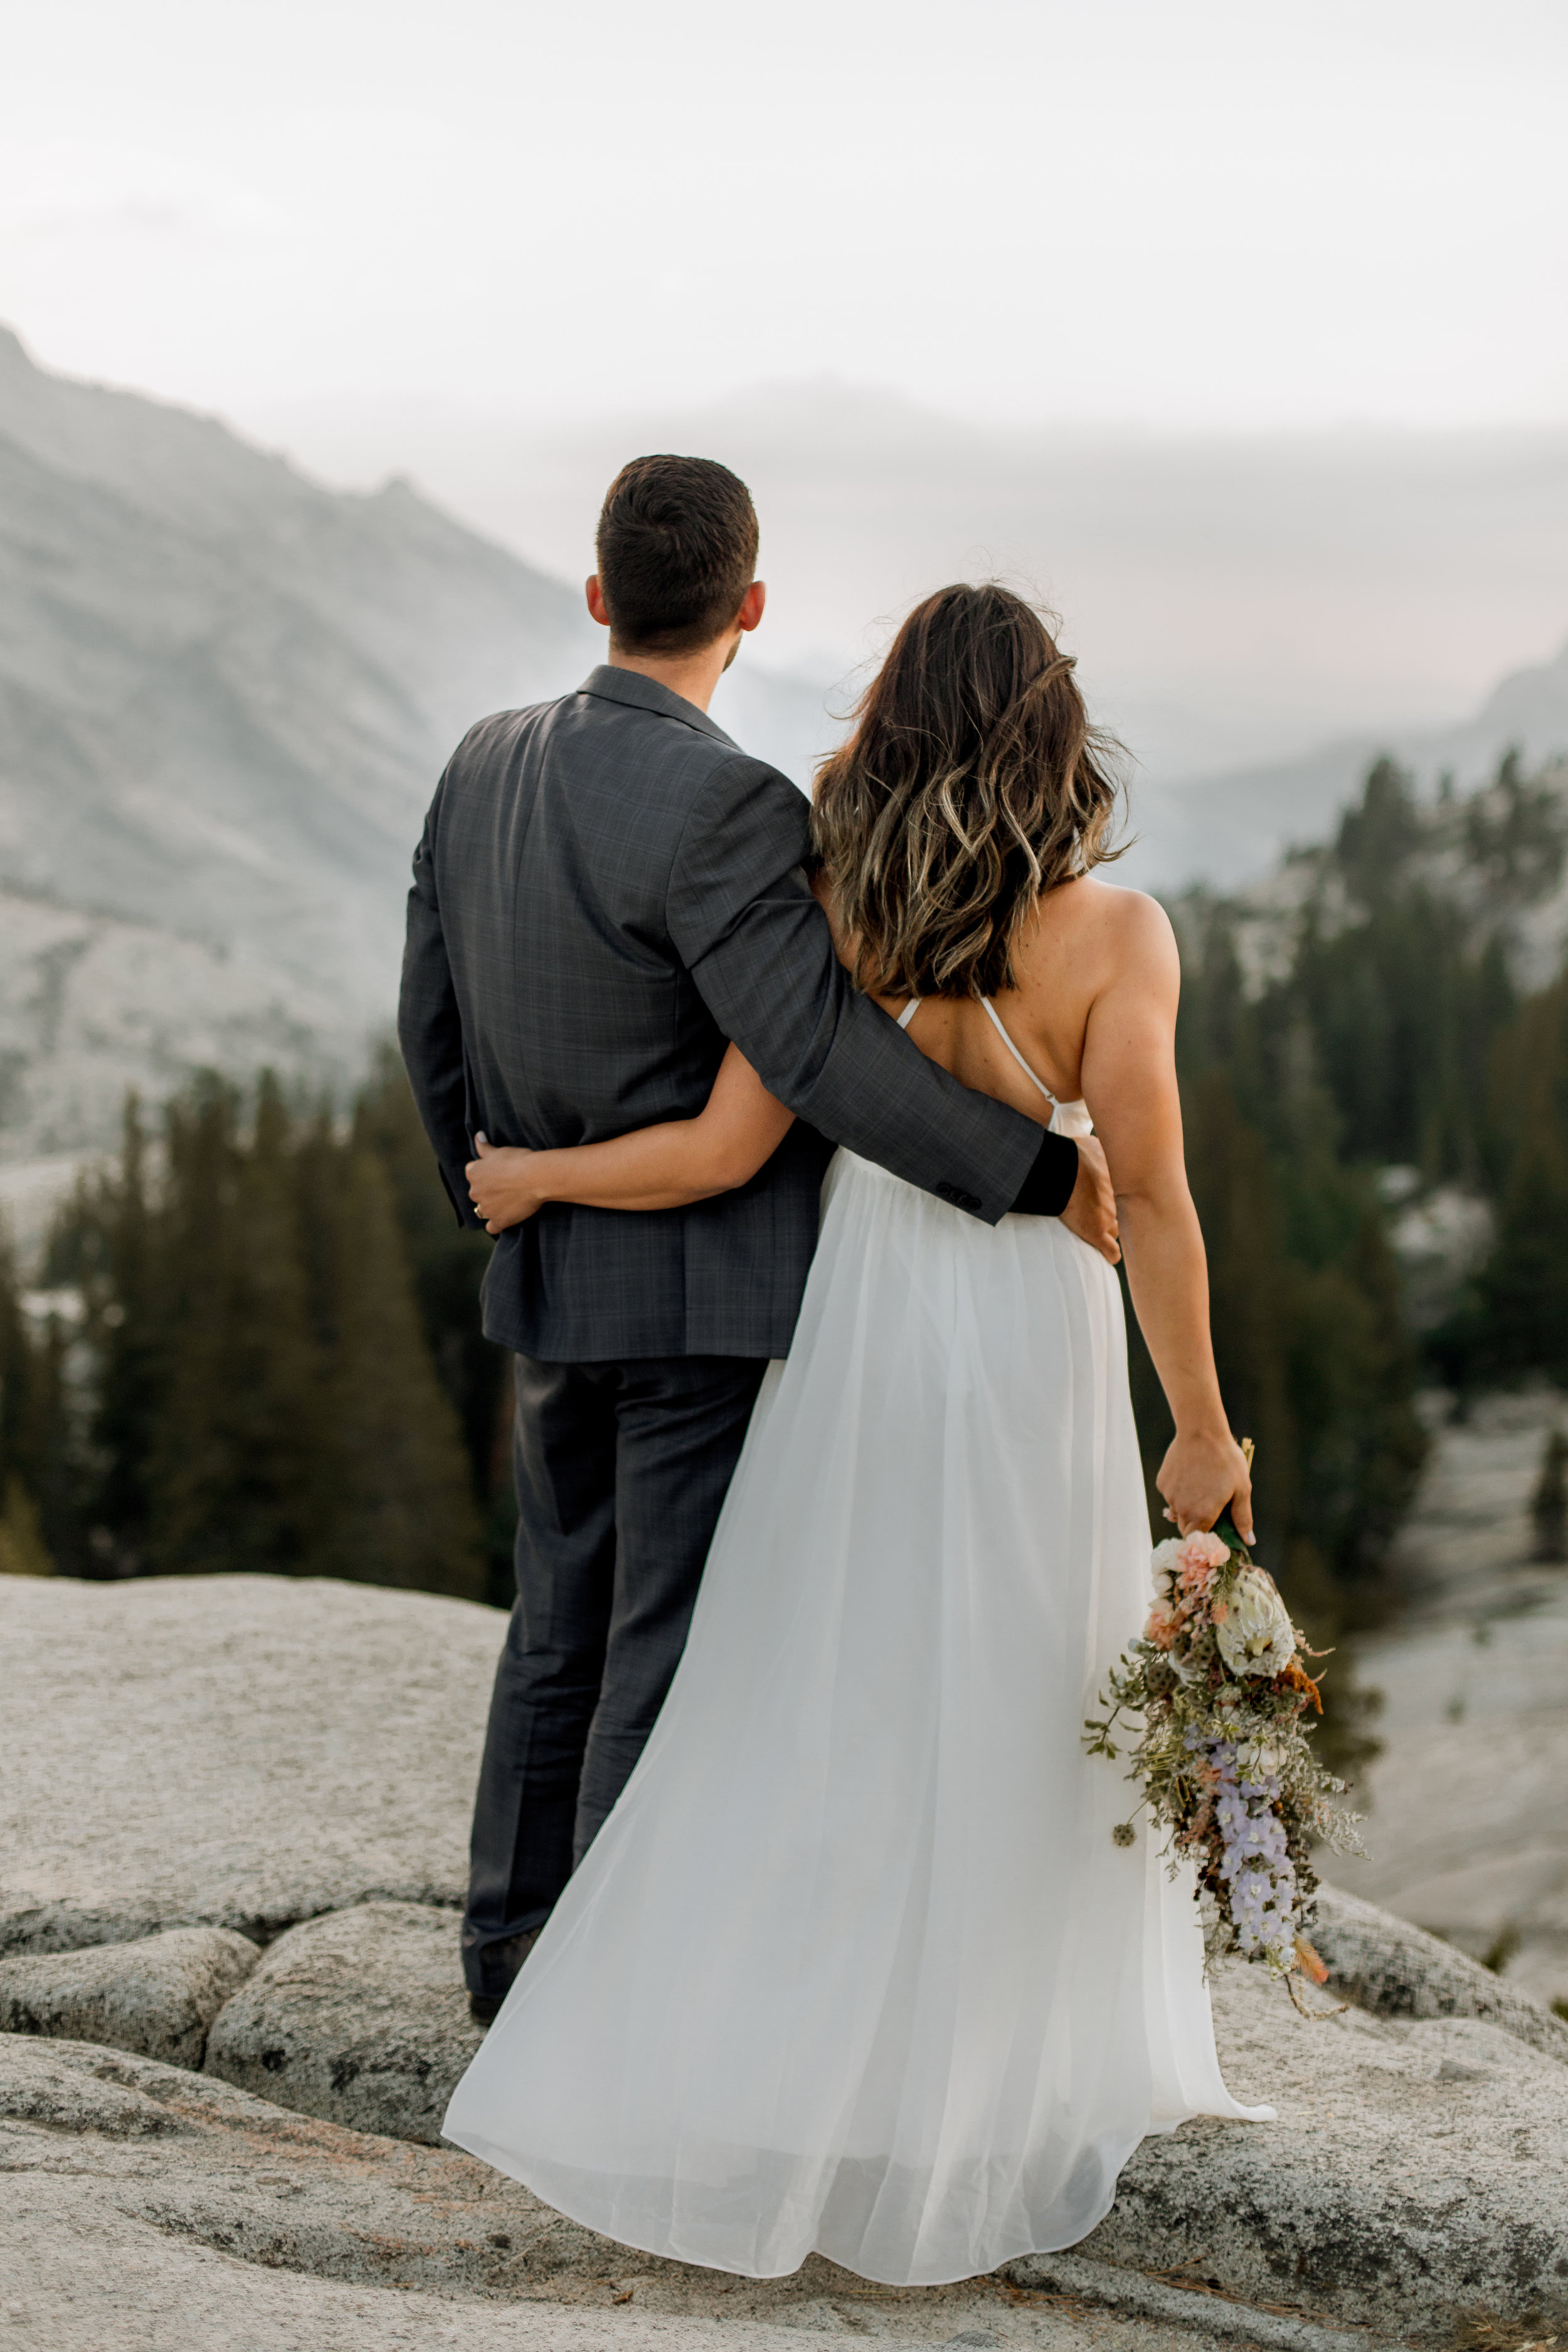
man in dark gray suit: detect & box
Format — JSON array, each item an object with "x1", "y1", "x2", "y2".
[{"x1": 400, "y1": 457, "x2": 1117, "y2": 2018}]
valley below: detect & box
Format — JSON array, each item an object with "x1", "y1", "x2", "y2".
[{"x1": 1325, "y1": 1386, "x2": 1568, "y2": 2016}]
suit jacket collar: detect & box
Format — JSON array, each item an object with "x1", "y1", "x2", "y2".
[{"x1": 578, "y1": 664, "x2": 739, "y2": 750}]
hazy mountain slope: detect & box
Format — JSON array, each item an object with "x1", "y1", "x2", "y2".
[
  {"x1": 0, "y1": 883, "x2": 354, "y2": 1160},
  {"x1": 0, "y1": 326, "x2": 593, "y2": 1008},
  {"x1": 0, "y1": 328, "x2": 591, "y2": 746},
  {"x1": 1121, "y1": 636, "x2": 1568, "y2": 890},
  {"x1": 0, "y1": 331, "x2": 831, "y2": 1163}
]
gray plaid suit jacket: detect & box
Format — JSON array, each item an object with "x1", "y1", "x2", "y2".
[{"x1": 398, "y1": 665, "x2": 1049, "y2": 1361}]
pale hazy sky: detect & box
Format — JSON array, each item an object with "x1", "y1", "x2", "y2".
[{"x1": 3, "y1": 0, "x2": 1566, "y2": 433}]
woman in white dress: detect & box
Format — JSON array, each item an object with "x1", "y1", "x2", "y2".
[{"x1": 442, "y1": 583, "x2": 1268, "y2": 2286}]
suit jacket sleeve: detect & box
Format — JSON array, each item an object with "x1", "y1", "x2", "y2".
[
  {"x1": 666, "y1": 754, "x2": 1067, "y2": 1227},
  {"x1": 397, "y1": 786, "x2": 484, "y2": 1231}
]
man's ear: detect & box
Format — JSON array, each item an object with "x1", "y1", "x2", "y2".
[
  {"x1": 586, "y1": 576, "x2": 611, "y2": 628},
  {"x1": 737, "y1": 580, "x2": 766, "y2": 635}
]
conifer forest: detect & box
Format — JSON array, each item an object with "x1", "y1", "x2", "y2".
[{"x1": 3, "y1": 753, "x2": 1566, "y2": 1732}]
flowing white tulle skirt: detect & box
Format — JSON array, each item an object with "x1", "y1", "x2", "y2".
[{"x1": 442, "y1": 1145, "x2": 1268, "y2": 2286}]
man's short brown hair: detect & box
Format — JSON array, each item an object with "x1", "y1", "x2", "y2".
[{"x1": 595, "y1": 455, "x2": 758, "y2": 654}]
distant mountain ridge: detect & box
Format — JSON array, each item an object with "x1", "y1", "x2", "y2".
[
  {"x1": 1123, "y1": 637, "x2": 1568, "y2": 891},
  {"x1": 0, "y1": 329, "x2": 827, "y2": 1164},
  {"x1": 4, "y1": 324, "x2": 1565, "y2": 1170}
]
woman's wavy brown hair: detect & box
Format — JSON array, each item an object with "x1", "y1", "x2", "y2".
[{"x1": 811, "y1": 583, "x2": 1122, "y2": 999}]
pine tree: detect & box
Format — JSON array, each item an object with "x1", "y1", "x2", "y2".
[
  {"x1": 313, "y1": 1135, "x2": 484, "y2": 1599},
  {"x1": 146, "y1": 1074, "x2": 325, "y2": 1576},
  {"x1": 1122, "y1": 1072, "x2": 1407, "y2": 1774},
  {"x1": 35, "y1": 1068, "x2": 494, "y2": 1594},
  {"x1": 1333, "y1": 756, "x2": 1422, "y2": 906},
  {"x1": 0, "y1": 1222, "x2": 33, "y2": 1484},
  {"x1": 354, "y1": 1051, "x2": 515, "y2": 1599},
  {"x1": 1180, "y1": 1071, "x2": 1296, "y2": 1553},
  {"x1": 1463, "y1": 979, "x2": 1568, "y2": 1384},
  {"x1": 0, "y1": 1222, "x2": 55, "y2": 1576},
  {"x1": 0, "y1": 1480, "x2": 52, "y2": 1576},
  {"x1": 1532, "y1": 1429, "x2": 1568, "y2": 1564},
  {"x1": 1174, "y1": 756, "x2": 1527, "y2": 1189},
  {"x1": 1283, "y1": 1209, "x2": 1426, "y2": 1625},
  {"x1": 74, "y1": 1097, "x2": 166, "y2": 1571}
]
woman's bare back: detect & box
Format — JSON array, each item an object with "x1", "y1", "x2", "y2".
[{"x1": 820, "y1": 872, "x2": 1174, "y2": 1131}]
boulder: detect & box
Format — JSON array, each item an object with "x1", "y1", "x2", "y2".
[
  {"x1": 204, "y1": 1901, "x2": 484, "y2": 2143},
  {"x1": 0, "y1": 1573, "x2": 501, "y2": 1954},
  {"x1": 1312, "y1": 1883, "x2": 1568, "y2": 2059},
  {"x1": 0, "y1": 1925, "x2": 258, "y2": 2068},
  {"x1": 1062, "y1": 1954, "x2": 1568, "y2": 2341}
]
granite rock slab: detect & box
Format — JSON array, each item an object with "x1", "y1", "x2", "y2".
[
  {"x1": 4, "y1": 1571, "x2": 1567, "y2": 2344},
  {"x1": 1069, "y1": 1954, "x2": 1568, "y2": 2340},
  {"x1": 0, "y1": 1924, "x2": 258, "y2": 2068},
  {"x1": 0, "y1": 2035, "x2": 1247, "y2": 2352},
  {"x1": 204, "y1": 1900, "x2": 483, "y2": 2143},
  {"x1": 0, "y1": 1573, "x2": 501, "y2": 1954},
  {"x1": 189, "y1": 1934, "x2": 1568, "y2": 2338}
]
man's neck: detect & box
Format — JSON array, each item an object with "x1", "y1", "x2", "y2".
[{"x1": 606, "y1": 634, "x2": 737, "y2": 716}]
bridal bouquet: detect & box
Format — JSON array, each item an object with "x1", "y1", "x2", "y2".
[{"x1": 1084, "y1": 1465, "x2": 1364, "y2": 1992}]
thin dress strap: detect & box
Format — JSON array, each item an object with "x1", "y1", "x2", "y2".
[
  {"x1": 981, "y1": 997, "x2": 1057, "y2": 1104},
  {"x1": 896, "y1": 998, "x2": 922, "y2": 1030}
]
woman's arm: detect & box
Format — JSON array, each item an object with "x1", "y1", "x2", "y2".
[
  {"x1": 466, "y1": 1044, "x2": 795, "y2": 1232},
  {"x1": 1077, "y1": 896, "x2": 1254, "y2": 1543}
]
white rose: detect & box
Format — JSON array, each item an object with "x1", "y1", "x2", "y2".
[
  {"x1": 1150, "y1": 1537, "x2": 1185, "y2": 1586},
  {"x1": 1216, "y1": 1569, "x2": 1296, "y2": 1678}
]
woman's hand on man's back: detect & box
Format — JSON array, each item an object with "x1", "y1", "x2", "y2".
[{"x1": 1059, "y1": 1136, "x2": 1121, "y2": 1263}]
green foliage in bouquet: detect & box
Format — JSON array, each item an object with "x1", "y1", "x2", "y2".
[{"x1": 1084, "y1": 1454, "x2": 1364, "y2": 1992}]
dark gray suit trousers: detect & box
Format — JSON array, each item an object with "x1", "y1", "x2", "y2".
[{"x1": 461, "y1": 1352, "x2": 766, "y2": 1996}]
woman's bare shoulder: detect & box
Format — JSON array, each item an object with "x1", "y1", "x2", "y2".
[
  {"x1": 1093, "y1": 879, "x2": 1177, "y2": 961},
  {"x1": 1028, "y1": 877, "x2": 1176, "y2": 975}
]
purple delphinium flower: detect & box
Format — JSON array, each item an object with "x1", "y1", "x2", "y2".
[{"x1": 1188, "y1": 1733, "x2": 1297, "y2": 1966}]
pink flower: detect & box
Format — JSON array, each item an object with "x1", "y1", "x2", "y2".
[
  {"x1": 1170, "y1": 1529, "x2": 1230, "y2": 1601},
  {"x1": 1143, "y1": 1601, "x2": 1179, "y2": 1650},
  {"x1": 1211, "y1": 1599, "x2": 1229, "y2": 1624}
]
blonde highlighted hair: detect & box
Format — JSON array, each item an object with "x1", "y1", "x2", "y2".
[{"x1": 811, "y1": 583, "x2": 1122, "y2": 999}]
